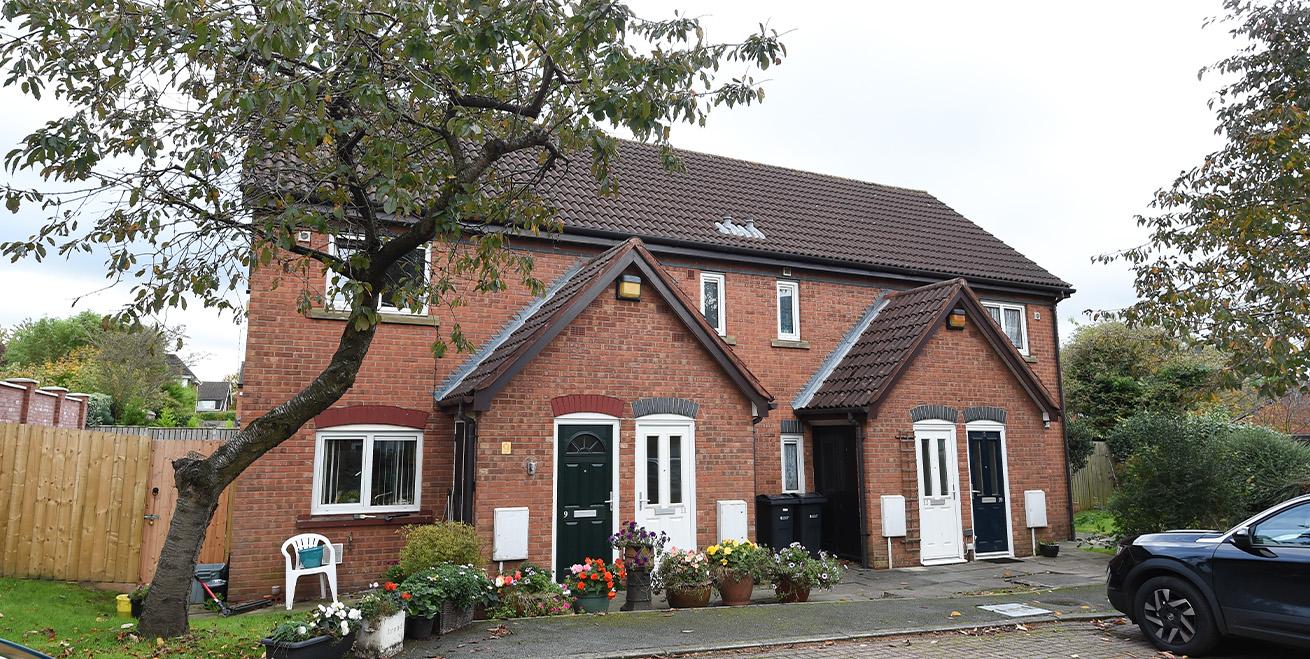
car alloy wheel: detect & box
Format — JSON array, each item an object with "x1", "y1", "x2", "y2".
[{"x1": 1142, "y1": 587, "x2": 1197, "y2": 645}]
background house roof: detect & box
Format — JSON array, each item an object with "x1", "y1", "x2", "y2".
[
  {"x1": 196, "y1": 381, "x2": 231, "y2": 402},
  {"x1": 798, "y1": 278, "x2": 1059, "y2": 416}
]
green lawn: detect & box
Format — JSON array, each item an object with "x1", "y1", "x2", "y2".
[
  {"x1": 1074, "y1": 508, "x2": 1118, "y2": 536},
  {"x1": 0, "y1": 578, "x2": 295, "y2": 658}
]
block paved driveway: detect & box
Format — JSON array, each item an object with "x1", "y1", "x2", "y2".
[{"x1": 672, "y1": 619, "x2": 1290, "y2": 658}]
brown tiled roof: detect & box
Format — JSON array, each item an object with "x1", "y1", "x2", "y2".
[
  {"x1": 798, "y1": 278, "x2": 1059, "y2": 417},
  {"x1": 437, "y1": 237, "x2": 772, "y2": 413},
  {"x1": 246, "y1": 140, "x2": 1070, "y2": 292},
  {"x1": 537, "y1": 141, "x2": 1071, "y2": 291}
]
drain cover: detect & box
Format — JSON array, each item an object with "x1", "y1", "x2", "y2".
[{"x1": 979, "y1": 603, "x2": 1053, "y2": 617}]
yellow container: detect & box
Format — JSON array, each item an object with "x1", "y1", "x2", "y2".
[{"x1": 116, "y1": 593, "x2": 132, "y2": 617}]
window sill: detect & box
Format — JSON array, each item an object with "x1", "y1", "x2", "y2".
[
  {"x1": 296, "y1": 510, "x2": 432, "y2": 529},
  {"x1": 1023, "y1": 355, "x2": 1038, "y2": 364},
  {"x1": 307, "y1": 308, "x2": 439, "y2": 327},
  {"x1": 719, "y1": 334, "x2": 737, "y2": 346},
  {"x1": 771, "y1": 339, "x2": 810, "y2": 350}
]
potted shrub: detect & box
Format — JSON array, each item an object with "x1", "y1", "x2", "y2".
[
  {"x1": 488, "y1": 563, "x2": 573, "y2": 618},
  {"x1": 1038, "y1": 541, "x2": 1061, "y2": 558},
  {"x1": 706, "y1": 539, "x2": 766, "y2": 606},
  {"x1": 353, "y1": 582, "x2": 406, "y2": 658},
  {"x1": 769, "y1": 543, "x2": 844, "y2": 603},
  {"x1": 400, "y1": 564, "x2": 493, "y2": 638},
  {"x1": 261, "y1": 601, "x2": 362, "y2": 659},
  {"x1": 609, "y1": 521, "x2": 668, "y2": 611},
  {"x1": 652, "y1": 548, "x2": 713, "y2": 608},
  {"x1": 567, "y1": 557, "x2": 620, "y2": 614},
  {"x1": 128, "y1": 585, "x2": 148, "y2": 618}
]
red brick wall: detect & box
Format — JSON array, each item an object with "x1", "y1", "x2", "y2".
[
  {"x1": 232, "y1": 234, "x2": 1068, "y2": 596},
  {"x1": 25, "y1": 391, "x2": 57, "y2": 426},
  {"x1": 860, "y1": 316, "x2": 1069, "y2": 569},
  {"x1": 473, "y1": 283, "x2": 758, "y2": 572}
]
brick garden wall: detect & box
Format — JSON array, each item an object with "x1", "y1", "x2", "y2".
[{"x1": 0, "y1": 379, "x2": 86, "y2": 429}]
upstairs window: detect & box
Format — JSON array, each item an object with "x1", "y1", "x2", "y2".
[
  {"x1": 982, "y1": 301, "x2": 1028, "y2": 355},
  {"x1": 328, "y1": 236, "x2": 430, "y2": 315},
  {"x1": 776, "y1": 281, "x2": 800, "y2": 341},
  {"x1": 700, "y1": 272, "x2": 726, "y2": 336}
]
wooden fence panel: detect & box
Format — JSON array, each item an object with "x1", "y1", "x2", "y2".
[
  {"x1": 0, "y1": 424, "x2": 151, "y2": 582},
  {"x1": 1072, "y1": 441, "x2": 1116, "y2": 512},
  {"x1": 138, "y1": 438, "x2": 232, "y2": 582}
]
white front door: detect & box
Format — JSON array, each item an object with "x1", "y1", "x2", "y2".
[
  {"x1": 634, "y1": 420, "x2": 696, "y2": 551},
  {"x1": 914, "y1": 425, "x2": 964, "y2": 564}
]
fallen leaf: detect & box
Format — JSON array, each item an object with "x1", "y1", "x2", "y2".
[{"x1": 949, "y1": 610, "x2": 962, "y2": 617}]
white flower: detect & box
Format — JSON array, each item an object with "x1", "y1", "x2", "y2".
[
  {"x1": 348, "y1": 609, "x2": 362, "y2": 621},
  {"x1": 297, "y1": 625, "x2": 308, "y2": 636},
  {"x1": 369, "y1": 582, "x2": 379, "y2": 589},
  {"x1": 340, "y1": 620, "x2": 349, "y2": 636}
]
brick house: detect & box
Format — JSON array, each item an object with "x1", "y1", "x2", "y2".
[{"x1": 231, "y1": 141, "x2": 1074, "y2": 599}]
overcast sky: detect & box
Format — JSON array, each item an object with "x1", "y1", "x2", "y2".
[{"x1": 0, "y1": 1, "x2": 1234, "y2": 380}]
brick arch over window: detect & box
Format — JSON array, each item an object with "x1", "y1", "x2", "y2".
[
  {"x1": 632, "y1": 397, "x2": 699, "y2": 418},
  {"x1": 909, "y1": 404, "x2": 959, "y2": 423},
  {"x1": 550, "y1": 395, "x2": 624, "y2": 418},
  {"x1": 964, "y1": 406, "x2": 1007, "y2": 424},
  {"x1": 314, "y1": 404, "x2": 428, "y2": 429}
]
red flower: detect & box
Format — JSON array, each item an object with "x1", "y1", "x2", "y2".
[
  {"x1": 607, "y1": 591, "x2": 616, "y2": 600},
  {"x1": 401, "y1": 592, "x2": 412, "y2": 600},
  {"x1": 577, "y1": 581, "x2": 586, "y2": 590},
  {"x1": 383, "y1": 582, "x2": 397, "y2": 592}
]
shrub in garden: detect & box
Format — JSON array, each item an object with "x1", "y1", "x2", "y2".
[
  {"x1": 652, "y1": 548, "x2": 712, "y2": 594},
  {"x1": 1108, "y1": 413, "x2": 1310, "y2": 536},
  {"x1": 769, "y1": 543, "x2": 843, "y2": 595},
  {"x1": 488, "y1": 563, "x2": 572, "y2": 618},
  {"x1": 395, "y1": 523, "x2": 484, "y2": 580},
  {"x1": 398, "y1": 564, "x2": 494, "y2": 619}
]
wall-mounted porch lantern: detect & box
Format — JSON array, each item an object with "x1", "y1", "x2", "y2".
[
  {"x1": 616, "y1": 274, "x2": 642, "y2": 301},
  {"x1": 946, "y1": 307, "x2": 967, "y2": 330}
]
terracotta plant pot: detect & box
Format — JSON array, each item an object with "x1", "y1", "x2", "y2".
[
  {"x1": 716, "y1": 573, "x2": 754, "y2": 606},
  {"x1": 667, "y1": 586, "x2": 712, "y2": 609},
  {"x1": 260, "y1": 633, "x2": 355, "y2": 659},
  {"x1": 574, "y1": 594, "x2": 611, "y2": 614},
  {"x1": 776, "y1": 578, "x2": 811, "y2": 603},
  {"x1": 403, "y1": 615, "x2": 435, "y2": 641}
]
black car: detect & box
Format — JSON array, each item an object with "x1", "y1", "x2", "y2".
[{"x1": 1107, "y1": 494, "x2": 1310, "y2": 655}]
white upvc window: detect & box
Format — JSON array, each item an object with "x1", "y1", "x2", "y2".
[
  {"x1": 327, "y1": 235, "x2": 431, "y2": 315},
  {"x1": 776, "y1": 280, "x2": 800, "y2": 341},
  {"x1": 312, "y1": 425, "x2": 422, "y2": 515},
  {"x1": 781, "y1": 433, "x2": 805, "y2": 493},
  {"x1": 981, "y1": 301, "x2": 1029, "y2": 355},
  {"x1": 700, "y1": 272, "x2": 726, "y2": 336}
]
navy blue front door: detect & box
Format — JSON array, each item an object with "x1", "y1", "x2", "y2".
[
  {"x1": 967, "y1": 430, "x2": 1009, "y2": 555},
  {"x1": 556, "y1": 425, "x2": 612, "y2": 578}
]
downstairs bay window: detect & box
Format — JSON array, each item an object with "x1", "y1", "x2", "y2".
[{"x1": 312, "y1": 425, "x2": 421, "y2": 515}]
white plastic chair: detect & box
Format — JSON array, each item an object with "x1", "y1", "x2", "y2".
[{"x1": 280, "y1": 533, "x2": 339, "y2": 610}]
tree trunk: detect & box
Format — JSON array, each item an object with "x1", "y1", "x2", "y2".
[
  {"x1": 137, "y1": 295, "x2": 381, "y2": 637},
  {"x1": 137, "y1": 473, "x2": 221, "y2": 637}
]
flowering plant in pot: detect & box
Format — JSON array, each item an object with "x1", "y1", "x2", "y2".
[
  {"x1": 769, "y1": 543, "x2": 844, "y2": 603},
  {"x1": 706, "y1": 539, "x2": 767, "y2": 606},
  {"x1": 568, "y1": 557, "x2": 621, "y2": 614},
  {"x1": 400, "y1": 564, "x2": 493, "y2": 639},
  {"x1": 488, "y1": 563, "x2": 573, "y2": 618},
  {"x1": 353, "y1": 582, "x2": 406, "y2": 658},
  {"x1": 610, "y1": 521, "x2": 667, "y2": 611},
  {"x1": 652, "y1": 548, "x2": 713, "y2": 608},
  {"x1": 261, "y1": 601, "x2": 363, "y2": 659}
]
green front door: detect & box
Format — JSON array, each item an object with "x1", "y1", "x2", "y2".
[{"x1": 556, "y1": 424, "x2": 613, "y2": 578}]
